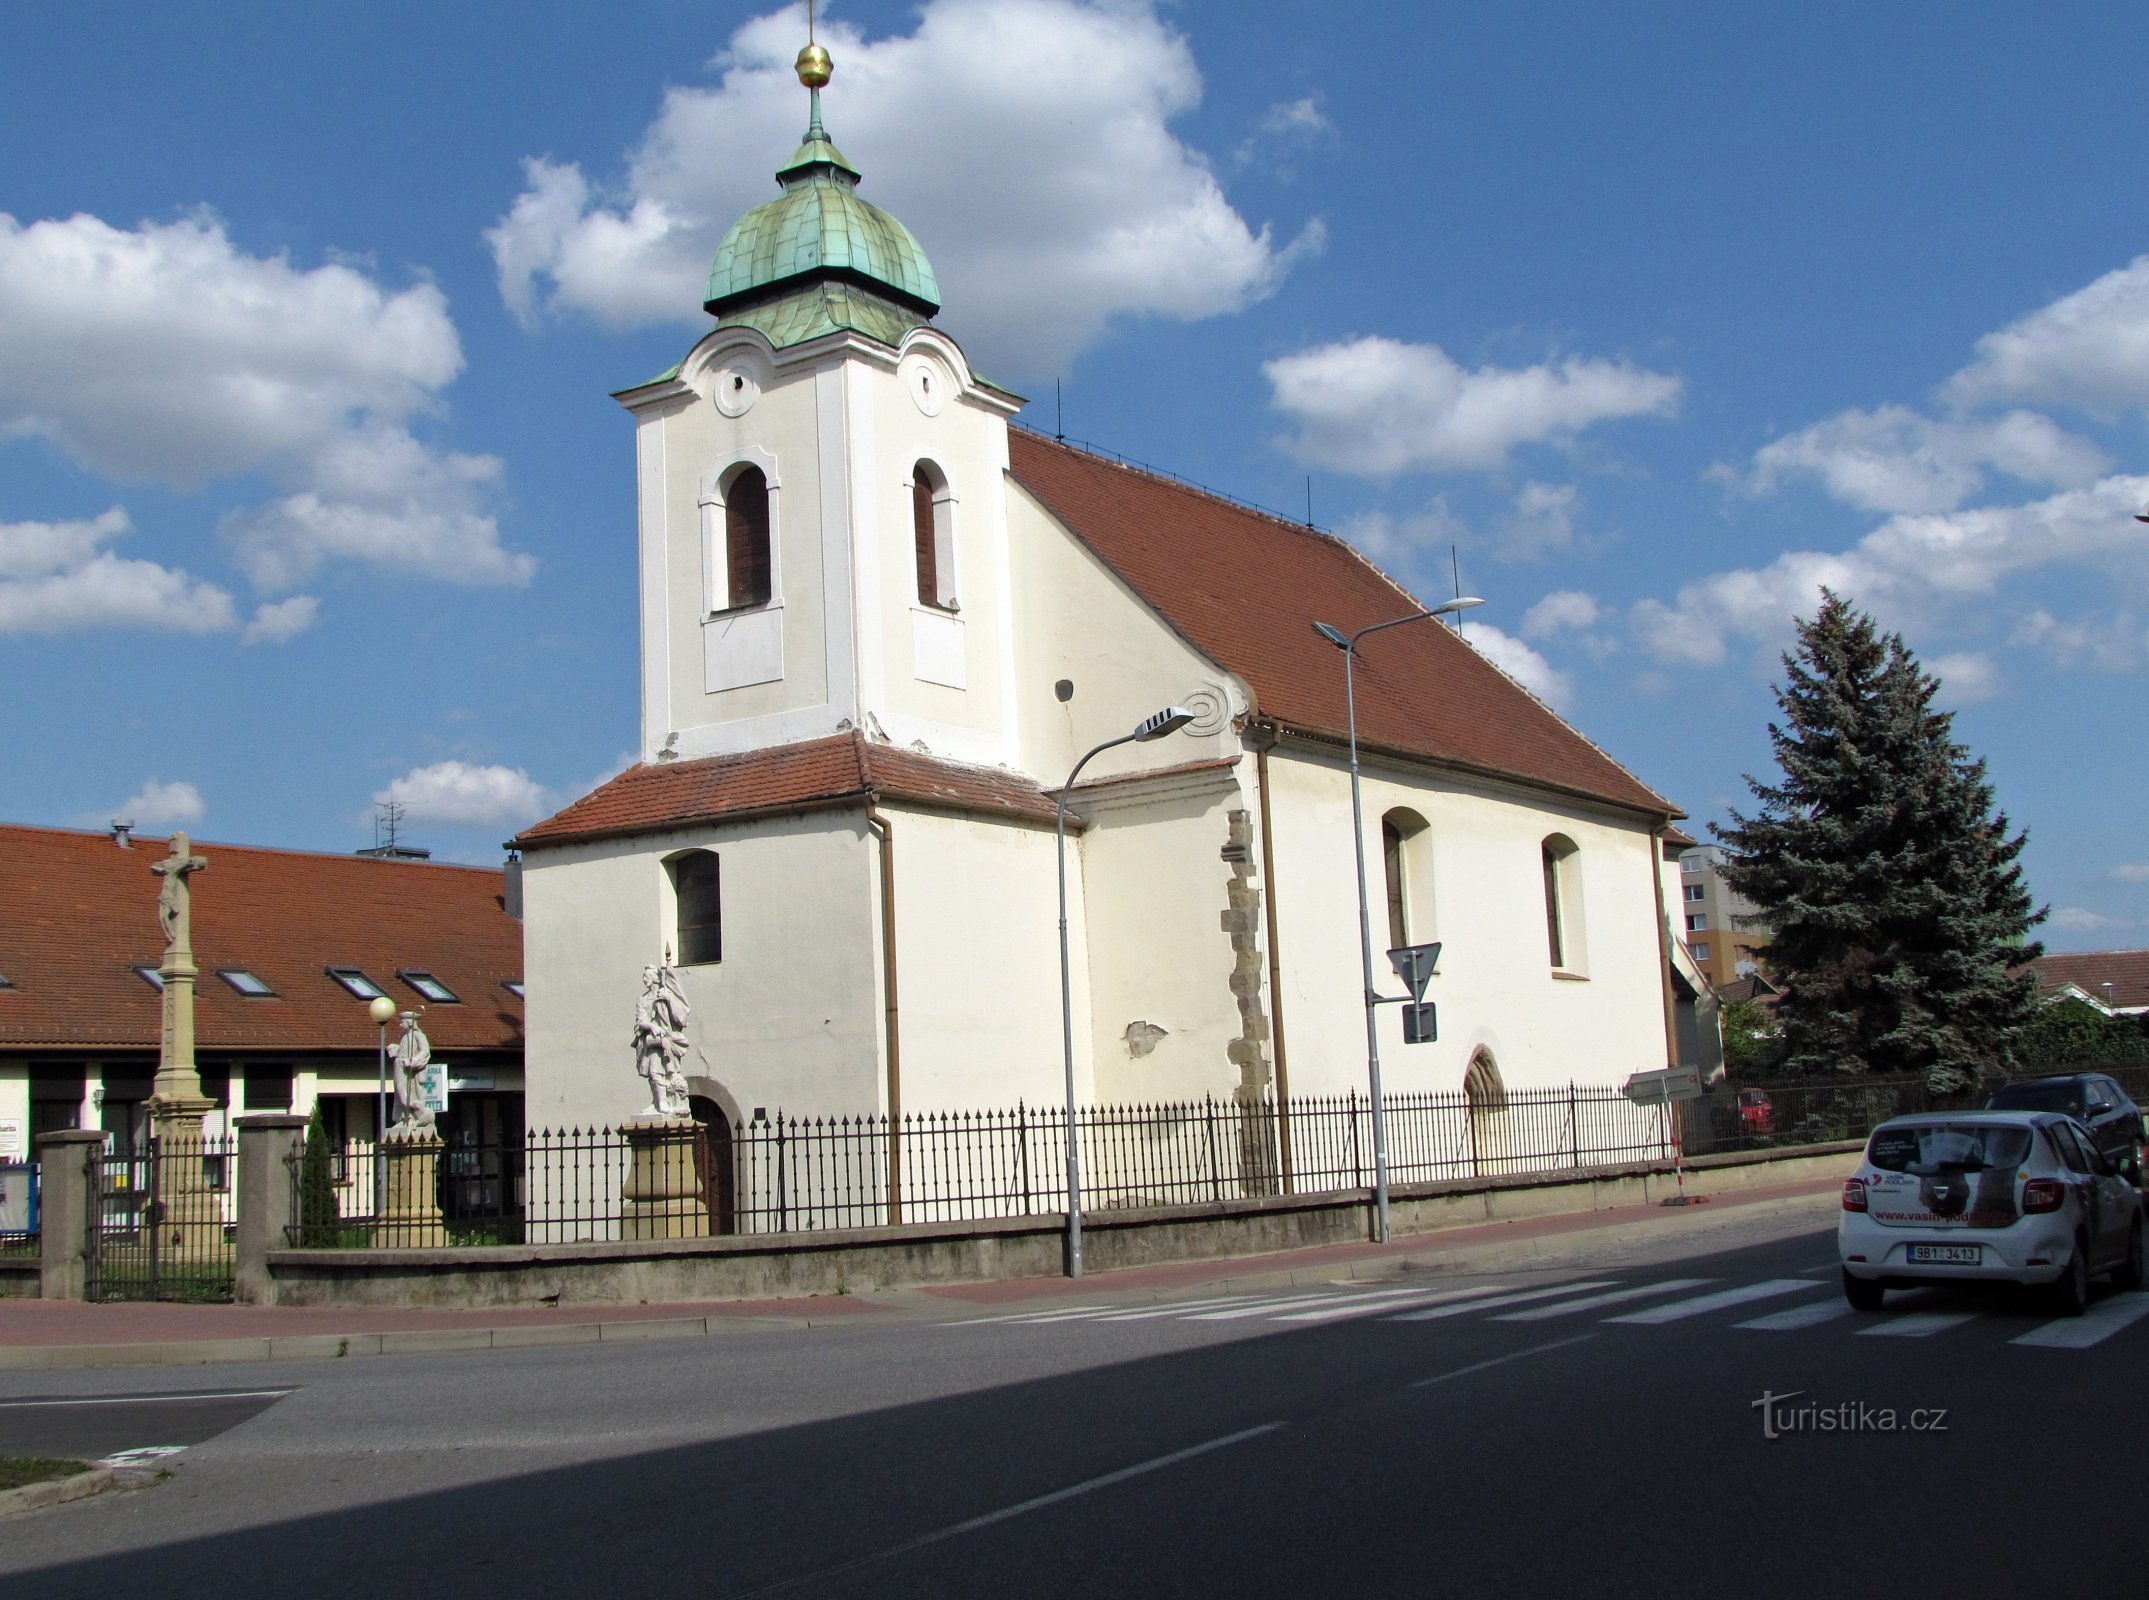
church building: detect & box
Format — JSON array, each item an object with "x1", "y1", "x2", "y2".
[{"x1": 515, "y1": 50, "x2": 1705, "y2": 1150}]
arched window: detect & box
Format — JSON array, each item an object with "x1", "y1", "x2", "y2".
[
  {"x1": 1541, "y1": 833, "x2": 1585, "y2": 973},
  {"x1": 669, "y1": 851, "x2": 722, "y2": 966},
  {"x1": 1381, "y1": 808, "x2": 1431, "y2": 951},
  {"x1": 1463, "y1": 1047, "x2": 1506, "y2": 1176},
  {"x1": 724, "y1": 466, "x2": 772, "y2": 610},
  {"x1": 911, "y1": 460, "x2": 955, "y2": 610}
]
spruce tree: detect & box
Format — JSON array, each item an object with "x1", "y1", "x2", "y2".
[{"x1": 1714, "y1": 590, "x2": 2045, "y2": 1092}]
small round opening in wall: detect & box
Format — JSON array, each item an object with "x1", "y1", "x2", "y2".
[
  {"x1": 713, "y1": 362, "x2": 762, "y2": 418},
  {"x1": 901, "y1": 352, "x2": 949, "y2": 417}
]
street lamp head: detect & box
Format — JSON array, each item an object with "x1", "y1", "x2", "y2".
[
  {"x1": 1132, "y1": 705, "x2": 1196, "y2": 742},
  {"x1": 367, "y1": 996, "x2": 397, "y2": 1025},
  {"x1": 2135, "y1": 508, "x2": 2149, "y2": 524},
  {"x1": 1431, "y1": 596, "x2": 1485, "y2": 617},
  {"x1": 1312, "y1": 621, "x2": 1350, "y2": 650}
]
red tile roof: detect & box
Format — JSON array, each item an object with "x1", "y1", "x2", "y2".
[
  {"x1": 517, "y1": 731, "x2": 1063, "y2": 849},
  {"x1": 2034, "y1": 950, "x2": 2149, "y2": 1011},
  {"x1": 0, "y1": 824, "x2": 523, "y2": 1052},
  {"x1": 1008, "y1": 430, "x2": 1678, "y2": 818}
]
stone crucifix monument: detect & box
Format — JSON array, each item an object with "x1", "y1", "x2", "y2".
[
  {"x1": 620, "y1": 956, "x2": 709, "y2": 1239},
  {"x1": 147, "y1": 833, "x2": 219, "y2": 1250}
]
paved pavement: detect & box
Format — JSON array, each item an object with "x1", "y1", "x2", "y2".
[
  {"x1": 0, "y1": 1175, "x2": 1841, "y2": 1368},
  {"x1": 4, "y1": 1179, "x2": 2125, "y2": 1594}
]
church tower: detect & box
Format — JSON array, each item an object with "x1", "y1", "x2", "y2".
[{"x1": 614, "y1": 38, "x2": 1025, "y2": 772}]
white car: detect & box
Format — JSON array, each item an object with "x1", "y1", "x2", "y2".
[{"x1": 1839, "y1": 1110, "x2": 2143, "y2": 1315}]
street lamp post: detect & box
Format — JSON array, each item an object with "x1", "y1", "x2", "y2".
[
  {"x1": 1312, "y1": 597, "x2": 1483, "y2": 1243},
  {"x1": 368, "y1": 994, "x2": 396, "y2": 1216},
  {"x1": 1056, "y1": 703, "x2": 1197, "y2": 1278}
]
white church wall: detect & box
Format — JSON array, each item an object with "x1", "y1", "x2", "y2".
[
  {"x1": 1076, "y1": 770, "x2": 1253, "y2": 1107},
  {"x1": 882, "y1": 804, "x2": 1082, "y2": 1114},
  {"x1": 1262, "y1": 747, "x2": 1672, "y2": 1101},
  {"x1": 1004, "y1": 480, "x2": 1246, "y2": 789},
  {"x1": 522, "y1": 813, "x2": 882, "y2": 1134}
]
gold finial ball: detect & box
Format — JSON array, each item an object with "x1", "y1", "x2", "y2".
[{"x1": 796, "y1": 43, "x2": 833, "y2": 89}]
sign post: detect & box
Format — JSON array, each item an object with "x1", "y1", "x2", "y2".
[{"x1": 1622, "y1": 1066, "x2": 1707, "y2": 1206}]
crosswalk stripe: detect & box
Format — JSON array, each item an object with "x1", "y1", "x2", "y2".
[
  {"x1": 1857, "y1": 1310, "x2": 1982, "y2": 1339},
  {"x1": 1604, "y1": 1279, "x2": 1816, "y2": 1324},
  {"x1": 1188, "y1": 1284, "x2": 1458, "y2": 1322},
  {"x1": 1273, "y1": 1284, "x2": 1515, "y2": 1323},
  {"x1": 2012, "y1": 1291, "x2": 2149, "y2": 1349},
  {"x1": 1493, "y1": 1279, "x2": 1713, "y2": 1322},
  {"x1": 947, "y1": 1305, "x2": 1110, "y2": 1326},
  {"x1": 1082, "y1": 1295, "x2": 1277, "y2": 1322},
  {"x1": 1387, "y1": 1281, "x2": 1620, "y2": 1322},
  {"x1": 1737, "y1": 1299, "x2": 1857, "y2": 1332}
]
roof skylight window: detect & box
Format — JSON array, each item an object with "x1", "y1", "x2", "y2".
[
  {"x1": 326, "y1": 967, "x2": 386, "y2": 1000},
  {"x1": 398, "y1": 970, "x2": 459, "y2": 1004},
  {"x1": 502, "y1": 979, "x2": 526, "y2": 999},
  {"x1": 0, "y1": 972, "x2": 13, "y2": 990},
  {"x1": 135, "y1": 966, "x2": 165, "y2": 991},
  {"x1": 218, "y1": 969, "x2": 276, "y2": 997}
]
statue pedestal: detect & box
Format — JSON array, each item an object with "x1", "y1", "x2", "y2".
[
  {"x1": 379, "y1": 1132, "x2": 448, "y2": 1248},
  {"x1": 621, "y1": 1116, "x2": 710, "y2": 1240},
  {"x1": 146, "y1": 1095, "x2": 224, "y2": 1254}
]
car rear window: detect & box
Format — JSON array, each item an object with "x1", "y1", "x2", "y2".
[
  {"x1": 1867, "y1": 1123, "x2": 2034, "y2": 1174},
  {"x1": 1986, "y1": 1081, "x2": 2085, "y2": 1114}
]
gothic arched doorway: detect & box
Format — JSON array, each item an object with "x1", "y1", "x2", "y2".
[{"x1": 689, "y1": 1095, "x2": 737, "y2": 1235}]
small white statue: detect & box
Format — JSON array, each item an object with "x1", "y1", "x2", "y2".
[
  {"x1": 388, "y1": 1015, "x2": 436, "y2": 1137},
  {"x1": 633, "y1": 962, "x2": 692, "y2": 1118}
]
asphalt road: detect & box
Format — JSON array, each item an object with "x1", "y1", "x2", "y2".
[{"x1": 2, "y1": 1197, "x2": 2138, "y2": 1597}]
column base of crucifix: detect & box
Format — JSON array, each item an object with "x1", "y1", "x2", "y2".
[
  {"x1": 146, "y1": 1095, "x2": 226, "y2": 1255},
  {"x1": 621, "y1": 1116, "x2": 710, "y2": 1240},
  {"x1": 378, "y1": 1131, "x2": 448, "y2": 1248}
]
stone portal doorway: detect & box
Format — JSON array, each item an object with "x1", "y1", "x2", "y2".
[{"x1": 688, "y1": 1095, "x2": 737, "y2": 1235}]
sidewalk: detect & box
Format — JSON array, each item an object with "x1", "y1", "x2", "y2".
[{"x1": 0, "y1": 1175, "x2": 1841, "y2": 1371}]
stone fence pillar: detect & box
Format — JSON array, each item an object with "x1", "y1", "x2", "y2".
[
  {"x1": 36, "y1": 1129, "x2": 106, "y2": 1301},
  {"x1": 234, "y1": 1114, "x2": 308, "y2": 1305}
]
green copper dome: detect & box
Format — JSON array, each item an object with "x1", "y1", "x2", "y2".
[{"x1": 703, "y1": 93, "x2": 941, "y2": 345}]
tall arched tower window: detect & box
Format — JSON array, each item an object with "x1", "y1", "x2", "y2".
[
  {"x1": 669, "y1": 850, "x2": 722, "y2": 966},
  {"x1": 911, "y1": 460, "x2": 955, "y2": 610},
  {"x1": 725, "y1": 466, "x2": 772, "y2": 610}
]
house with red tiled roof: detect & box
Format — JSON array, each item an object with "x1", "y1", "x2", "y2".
[
  {"x1": 2031, "y1": 950, "x2": 2149, "y2": 1017},
  {"x1": 514, "y1": 79, "x2": 1707, "y2": 1153},
  {"x1": 0, "y1": 823, "x2": 525, "y2": 1177}
]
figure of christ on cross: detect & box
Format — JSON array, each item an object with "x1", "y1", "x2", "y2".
[{"x1": 152, "y1": 832, "x2": 209, "y2": 963}]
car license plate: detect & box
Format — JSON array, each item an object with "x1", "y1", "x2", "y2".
[{"x1": 1907, "y1": 1244, "x2": 1980, "y2": 1265}]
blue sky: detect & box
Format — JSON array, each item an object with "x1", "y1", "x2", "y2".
[{"x1": 3, "y1": 1, "x2": 2146, "y2": 948}]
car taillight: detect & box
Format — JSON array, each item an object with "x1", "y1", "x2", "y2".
[
  {"x1": 2022, "y1": 1178, "x2": 2066, "y2": 1214},
  {"x1": 1842, "y1": 1178, "x2": 1868, "y2": 1212}
]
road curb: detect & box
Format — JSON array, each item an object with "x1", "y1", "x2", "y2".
[{"x1": 0, "y1": 1464, "x2": 160, "y2": 1518}]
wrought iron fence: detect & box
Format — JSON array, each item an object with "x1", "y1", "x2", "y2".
[
  {"x1": 288, "y1": 1085, "x2": 1678, "y2": 1250},
  {"x1": 90, "y1": 1132, "x2": 235, "y2": 1302}
]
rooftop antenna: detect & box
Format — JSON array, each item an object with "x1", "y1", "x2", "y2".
[
  {"x1": 375, "y1": 798, "x2": 407, "y2": 854},
  {"x1": 1450, "y1": 544, "x2": 1464, "y2": 627},
  {"x1": 1055, "y1": 378, "x2": 1064, "y2": 442},
  {"x1": 1305, "y1": 476, "x2": 1314, "y2": 529}
]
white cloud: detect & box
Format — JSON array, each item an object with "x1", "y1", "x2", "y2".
[
  {"x1": 486, "y1": 0, "x2": 1320, "y2": 377},
  {"x1": 2112, "y1": 864, "x2": 2149, "y2": 885},
  {"x1": 1737, "y1": 404, "x2": 2108, "y2": 515},
  {"x1": 1946, "y1": 256, "x2": 2149, "y2": 412},
  {"x1": 2050, "y1": 906, "x2": 2129, "y2": 934},
  {"x1": 1928, "y1": 651, "x2": 2003, "y2": 707},
  {"x1": 113, "y1": 778, "x2": 205, "y2": 829},
  {"x1": 0, "y1": 210, "x2": 528, "y2": 591},
  {"x1": 1497, "y1": 481, "x2": 1581, "y2": 561},
  {"x1": 1265, "y1": 336, "x2": 1679, "y2": 475},
  {"x1": 1459, "y1": 620, "x2": 1573, "y2": 709},
  {"x1": 0, "y1": 509, "x2": 237, "y2": 635},
  {"x1": 378, "y1": 761, "x2": 551, "y2": 829},
  {"x1": 1632, "y1": 474, "x2": 2149, "y2": 667},
  {"x1": 2009, "y1": 608, "x2": 2140, "y2": 672},
  {"x1": 241, "y1": 595, "x2": 320, "y2": 646},
  {"x1": 1521, "y1": 589, "x2": 1600, "y2": 638}
]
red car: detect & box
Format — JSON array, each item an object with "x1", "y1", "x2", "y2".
[{"x1": 1737, "y1": 1089, "x2": 1775, "y2": 1135}]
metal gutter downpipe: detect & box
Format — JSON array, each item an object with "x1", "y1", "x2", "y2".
[{"x1": 867, "y1": 805, "x2": 903, "y2": 1224}]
